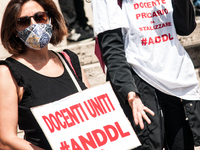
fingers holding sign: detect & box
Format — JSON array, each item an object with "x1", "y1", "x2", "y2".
[{"x1": 127, "y1": 92, "x2": 155, "y2": 129}]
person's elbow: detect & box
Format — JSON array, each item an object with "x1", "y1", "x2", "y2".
[
  {"x1": 0, "y1": 138, "x2": 12, "y2": 150},
  {"x1": 175, "y1": 22, "x2": 196, "y2": 36},
  {"x1": 0, "y1": 135, "x2": 19, "y2": 150}
]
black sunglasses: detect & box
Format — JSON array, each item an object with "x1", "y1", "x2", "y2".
[{"x1": 17, "y1": 11, "x2": 48, "y2": 29}]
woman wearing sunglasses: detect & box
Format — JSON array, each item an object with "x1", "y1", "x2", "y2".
[{"x1": 0, "y1": 0, "x2": 90, "y2": 149}]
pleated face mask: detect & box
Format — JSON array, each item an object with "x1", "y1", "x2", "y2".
[{"x1": 18, "y1": 23, "x2": 52, "y2": 50}]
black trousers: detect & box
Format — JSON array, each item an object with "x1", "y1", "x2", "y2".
[
  {"x1": 58, "y1": 0, "x2": 88, "y2": 29},
  {"x1": 156, "y1": 90, "x2": 195, "y2": 150},
  {"x1": 113, "y1": 70, "x2": 200, "y2": 150}
]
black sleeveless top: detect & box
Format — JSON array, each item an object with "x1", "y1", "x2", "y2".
[{"x1": 0, "y1": 50, "x2": 87, "y2": 149}]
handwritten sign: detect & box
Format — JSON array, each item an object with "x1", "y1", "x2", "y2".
[{"x1": 31, "y1": 82, "x2": 141, "y2": 150}]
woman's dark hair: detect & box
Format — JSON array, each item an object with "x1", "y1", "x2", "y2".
[{"x1": 1, "y1": 0, "x2": 68, "y2": 54}]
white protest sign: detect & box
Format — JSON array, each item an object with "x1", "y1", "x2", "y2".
[{"x1": 31, "y1": 82, "x2": 141, "y2": 150}]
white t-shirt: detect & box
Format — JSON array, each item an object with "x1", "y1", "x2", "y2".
[
  {"x1": 91, "y1": 0, "x2": 200, "y2": 100},
  {"x1": 91, "y1": 0, "x2": 129, "y2": 36}
]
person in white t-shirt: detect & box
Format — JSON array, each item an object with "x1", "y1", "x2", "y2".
[{"x1": 91, "y1": 0, "x2": 200, "y2": 149}]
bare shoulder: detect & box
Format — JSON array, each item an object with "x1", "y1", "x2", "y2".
[
  {"x1": 0, "y1": 64, "x2": 12, "y2": 79},
  {"x1": 0, "y1": 64, "x2": 16, "y2": 89},
  {"x1": 0, "y1": 64, "x2": 10, "y2": 71},
  {"x1": 0, "y1": 63, "x2": 24, "y2": 101}
]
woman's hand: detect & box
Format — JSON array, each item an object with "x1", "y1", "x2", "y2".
[
  {"x1": 81, "y1": 66, "x2": 90, "y2": 88},
  {"x1": 127, "y1": 92, "x2": 154, "y2": 129}
]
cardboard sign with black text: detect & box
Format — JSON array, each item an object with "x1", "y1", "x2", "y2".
[{"x1": 31, "y1": 82, "x2": 141, "y2": 150}]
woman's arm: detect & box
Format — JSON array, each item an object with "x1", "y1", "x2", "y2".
[
  {"x1": 81, "y1": 66, "x2": 90, "y2": 88},
  {"x1": 0, "y1": 65, "x2": 44, "y2": 150},
  {"x1": 172, "y1": 0, "x2": 196, "y2": 35}
]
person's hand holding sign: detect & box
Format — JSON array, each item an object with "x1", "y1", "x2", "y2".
[{"x1": 127, "y1": 92, "x2": 155, "y2": 129}]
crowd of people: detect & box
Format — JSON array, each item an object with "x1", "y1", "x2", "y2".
[
  {"x1": 0, "y1": 0, "x2": 200, "y2": 150},
  {"x1": 58, "y1": 0, "x2": 94, "y2": 42}
]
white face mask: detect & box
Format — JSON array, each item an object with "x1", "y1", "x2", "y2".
[{"x1": 18, "y1": 22, "x2": 52, "y2": 50}]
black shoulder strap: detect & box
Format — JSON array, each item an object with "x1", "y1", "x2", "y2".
[{"x1": 0, "y1": 60, "x2": 7, "y2": 65}]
